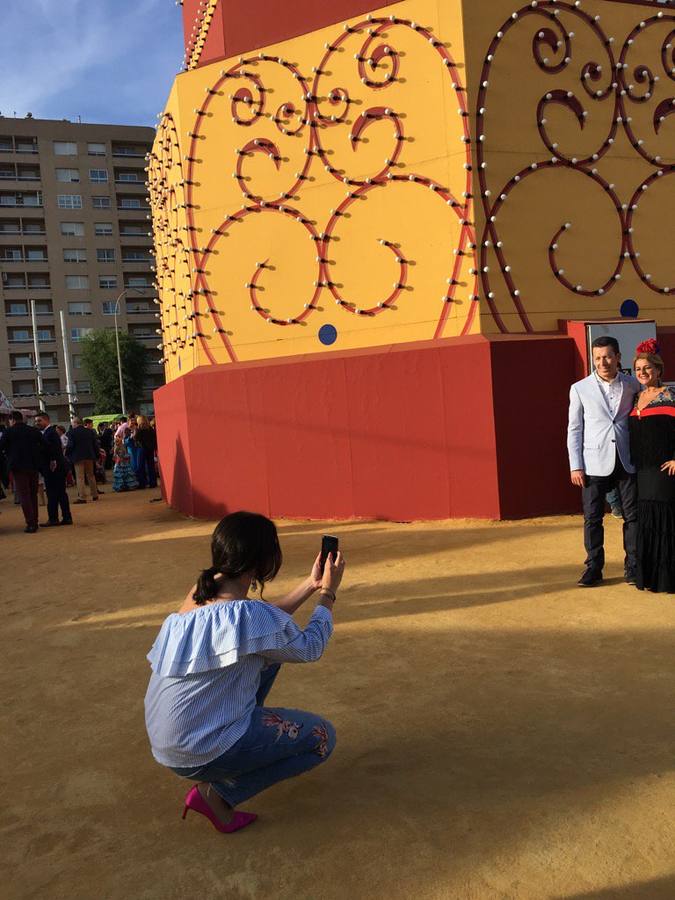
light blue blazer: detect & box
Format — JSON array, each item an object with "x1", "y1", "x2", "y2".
[{"x1": 567, "y1": 372, "x2": 639, "y2": 477}]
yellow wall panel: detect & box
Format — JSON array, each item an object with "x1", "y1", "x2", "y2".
[
  {"x1": 151, "y1": 0, "x2": 674, "y2": 380},
  {"x1": 150, "y1": 0, "x2": 478, "y2": 376}
]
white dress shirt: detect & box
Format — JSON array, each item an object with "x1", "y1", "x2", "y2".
[{"x1": 594, "y1": 372, "x2": 622, "y2": 418}]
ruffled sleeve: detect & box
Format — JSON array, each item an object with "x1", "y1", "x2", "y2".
[{"x1": 147, "y1": 601, "x2": 332, "y2": 677}]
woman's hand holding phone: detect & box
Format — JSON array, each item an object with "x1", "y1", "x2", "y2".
[{"x1": 321, "y1": 551, "x2": 345, "y2": 594}]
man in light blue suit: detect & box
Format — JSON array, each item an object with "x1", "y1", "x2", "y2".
[{"x1": 567, "y1": 335, "x2": 640, "y2": 587}]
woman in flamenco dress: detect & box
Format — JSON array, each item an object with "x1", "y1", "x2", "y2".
[{"x1": 629, "y1": 339, "x2": 675, "y2": 592}]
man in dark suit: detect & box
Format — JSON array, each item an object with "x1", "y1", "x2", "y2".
[
  {"x1": 67, "y1": 416, "x2": 100, "y2": 503},
  {"x1": 0, "y1": 410, "x2": 47, "y2": 533},
  {"x1": 35, "y1": 411, "x2": 72, "y2": 526}
]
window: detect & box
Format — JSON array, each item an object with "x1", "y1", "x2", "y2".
[
  {"x1": 3, "y1": 273, "x2": 26, "y2": 288},
  {"x1": 2, "y1": 191, "x2": 42, "y2": 207},
  {"x1": 116, "y1": 172, "x2": 142, "y2": 183},
  {"x1": 97, "y1": 248, "x2": 115, "y2": 263},
  {"x1": 22, "y1": 220, "x2": 45, "y2": 234},
  {"x1": 53, "y1": 141, "x2": 77, "y2": 155},
  {"x1": 15, "y1": 138, "x2": 38, "y2": 154},
  {"x1": 70, "y1": 328, "x2": 93, "y2": 342},
  {"x1": 102, "y1": 301, "x2": 116, "y2": 315},
  {"x1": 119, "y1": 222, "x2": 145, "y2": 235},
  {"x1": 43, "y1": 379, "x2": 61, "y2": 392},
  {"x1": 94, "y1": 222, "x2": 113, "y2": 236},
  {"x1": 60, "y1": 221, "x2": 84, "y2": 237},
  {"x1": 40, "y1": 353, "x2": 58, "y2": 368},
  {"x1": 89, "y1": 168, "x2": 108, "y2": 183},
  {"x1": 65, "y1": 275, "x2": 89, "y2": 290},
  {"x1": 88, "y1": 142, "x2": 106, "y2": 156},
  {"x1": 8, "y1": 327, "x2": 31, "y2": 342},
  {"x1": 56, "y1": 168, "x2": 80, "y2": 182},
  {"x1": 25, "y1": 247, "x2": 47, "y2": 261},
  {"x1": 13, "y1": 380, "x2": 36, "y2": 396},
  {"x1": 11, "y1": 354, "x2": 33, "y2": 369},
  {"x1": 63, "y1": 248, "x2": 87, "y2": 263},
  {"x1": 33, "y1": 301, "x2": 52, "y2": 315},
  {"x1": 72, "y1": 355, "x2": 82, "y2": 368},
  {"x1": 0, "y1": 136, "x2": 13, "y2": 152},
  {"x1": 0, "y1": 219, "x2": 20, "y2": 233},
  {"x1": 99, "y1": 276, "x2": 117, "y2": 290},
  {"x1": 76, "y1": 380, "x2": 91, "y2": 392},
  {"x1": 68, "y1": 301, "x2": 92, "y2": 316},
  {"x1": 36, "y1": 328, "x2": 54, "y2": 342},
  {"x1": 27, "y1": 274, "x2": 49, "y2": 288},
  {"x1": 126, "y1": 276, "x2": 151, "y2": 288},
  {"x1": 92, "y1": 196, "x2": 111, "y2": 209},
  {"x1": 122, "y1": 249, "x2": 150, "y2": 261},
  {"x1": 118, "y1": 197, "x2": 141, "y2": 209},
  {"x1": 6, "y1": 302, "x2": 28, "y2": 315},
  {"x1": 1, "y1": 247, "x2": 23, "y2": 261},
  {"x1": 57, "y1": 194, "x2": 82, "y2": 209}
]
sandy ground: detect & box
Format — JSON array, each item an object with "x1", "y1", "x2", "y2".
[{"x1": 2, "y1": 488, "x2": 675, "y2": 900}]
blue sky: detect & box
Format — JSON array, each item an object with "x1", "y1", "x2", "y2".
[{"x1": 0, "y1": 0, "x2": 184, "y2": 126}]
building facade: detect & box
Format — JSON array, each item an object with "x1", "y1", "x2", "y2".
[{"x1": 0, "y1": 117, "x2": 160, "y2": 421}]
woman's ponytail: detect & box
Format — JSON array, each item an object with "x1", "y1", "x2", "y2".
[
  {"x1": 194, "y1": 512, "x2": 282, "y2": 606},
  {"x1": 193, "y1": 566, "x2": 220, "y2": 605}
]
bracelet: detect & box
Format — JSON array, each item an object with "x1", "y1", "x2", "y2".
[{"x1": 319, "y1": 589, "x2": 336, "y2": 603}]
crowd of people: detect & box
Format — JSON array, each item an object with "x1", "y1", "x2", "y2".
[{"x1": 0, "y1": 411, "x2": 159, "y2": 532}]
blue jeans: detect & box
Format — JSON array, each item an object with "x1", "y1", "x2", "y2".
[{"x1": 169, "y1": 665, "x2": 336, "y2": 807}]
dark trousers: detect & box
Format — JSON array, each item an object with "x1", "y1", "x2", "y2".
[
  {"x1": 12, "y1": 469, "x2": 38, "y2": 529},
  {"x1": 44, "y1": 469, "x2": 71, "y2": 523},
  {"x1": 582, "y1": 457, "x2": 637, "y2": 573},
  {"x1": 136, "y1": 447, "x2": 157, "y2": 489}
]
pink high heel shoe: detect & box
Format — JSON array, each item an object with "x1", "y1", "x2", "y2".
[{"x1": 181, "y1": 785, "x2": 257, "y2": 833}]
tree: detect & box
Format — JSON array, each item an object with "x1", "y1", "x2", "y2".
[{"x1": 80, "y1": 329, "x2": 150, "y2": 414}]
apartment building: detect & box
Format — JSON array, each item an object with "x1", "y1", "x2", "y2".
[{"x1": 0, "y1": 116, "x2": 162, "y2": 420}]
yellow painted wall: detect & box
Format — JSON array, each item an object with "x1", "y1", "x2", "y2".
[
  {"x1": 151, "y1": 0, "x2": 674, "y2": 382},
  {"x1": 464, "y1": 0, "x2": 675, "y2": 335},
  {"x1": 150, "y1": 0, "x2": 477, "y2": 379}
]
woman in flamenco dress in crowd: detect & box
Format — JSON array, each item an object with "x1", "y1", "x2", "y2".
[
  {"x1": 629, "y1": 339, "x2": 675, "y2": 592},
  {"x1": 112, "y1": 434, "x2": 138, "y2": 492}
]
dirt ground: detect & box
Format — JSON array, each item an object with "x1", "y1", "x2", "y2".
[{"x1": 2, "y1": 487, "x2": 675, "y2": 900}]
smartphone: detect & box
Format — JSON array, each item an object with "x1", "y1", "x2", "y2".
[{"x1": 320, "y1": 535, "x2": 339, "y2": 572}]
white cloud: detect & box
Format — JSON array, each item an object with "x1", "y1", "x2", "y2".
[{"x1": 0, "y1": 0, "x2": 177, "y2": 120}]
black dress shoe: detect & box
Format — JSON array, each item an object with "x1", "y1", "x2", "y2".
[
  {"x1": 61, "y1": 518, "x2": 73, "y2": 525},
  {"x1": 24, "y1": 525, "x2": 38, "y2": 534},
  {"x1": 625, "y1": 569, "x2": 637, "y2": 585},
  {"x1": 578, "y1": 569, "x2": 603, "y2": 587}
]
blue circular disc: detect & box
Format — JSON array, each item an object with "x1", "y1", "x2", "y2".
[
  {"x1": 318, "y1": 324, "x2": 338, "y2": 346},
  {"x1": 620, "y1": 299, "x2": 639, "y2": 318}
]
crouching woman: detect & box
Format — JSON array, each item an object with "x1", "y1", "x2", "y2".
[{"x1": 144, "y1": 511, "x2": 344, "y2": 833}]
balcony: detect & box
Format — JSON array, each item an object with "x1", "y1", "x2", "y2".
[
  {"x1": 115, "y1": 169, "x2": 145, "y2": 185},
  {"x1": 0, "y1": 165, "x2": 41, "y2": 182},
  {"x1": 112, "y1": 143, "x2": 150, "y2": 159},
  {"x1": 117, "y1": 197, "x2": 150, "y2": 212},
  {"x1": 0, "y1": 194, "x2": 42, "y2": 208}
]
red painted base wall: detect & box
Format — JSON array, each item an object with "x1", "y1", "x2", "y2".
[
  {"x1": 182, "y1": 0, "x2": 402, "y2": 67},
  {"x1": 155, "y1": 334, "x2": 580, "y2": 521}
]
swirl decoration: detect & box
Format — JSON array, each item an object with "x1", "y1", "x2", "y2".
[
  {"x1": 476, "y1": 2, "x2": 674, "y2": 333},
  {"x1": 149, "y1": 15, "x2": 478, "y2": 362},
  {"x1": 147, "y1": 114, "x2": 200, "y2": 366}
]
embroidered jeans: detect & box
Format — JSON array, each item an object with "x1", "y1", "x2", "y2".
[{"x1": 169, "y1": 664, "x2": 336, "y2": 807}]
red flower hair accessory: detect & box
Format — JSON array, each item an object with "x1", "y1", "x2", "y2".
[{"x1": 636, "y1": 338, "x2": 660, "y2": 355}]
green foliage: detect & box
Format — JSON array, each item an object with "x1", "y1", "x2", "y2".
[{"x1": 80, "y1": 329, "x2": 149, "y2": 414}]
